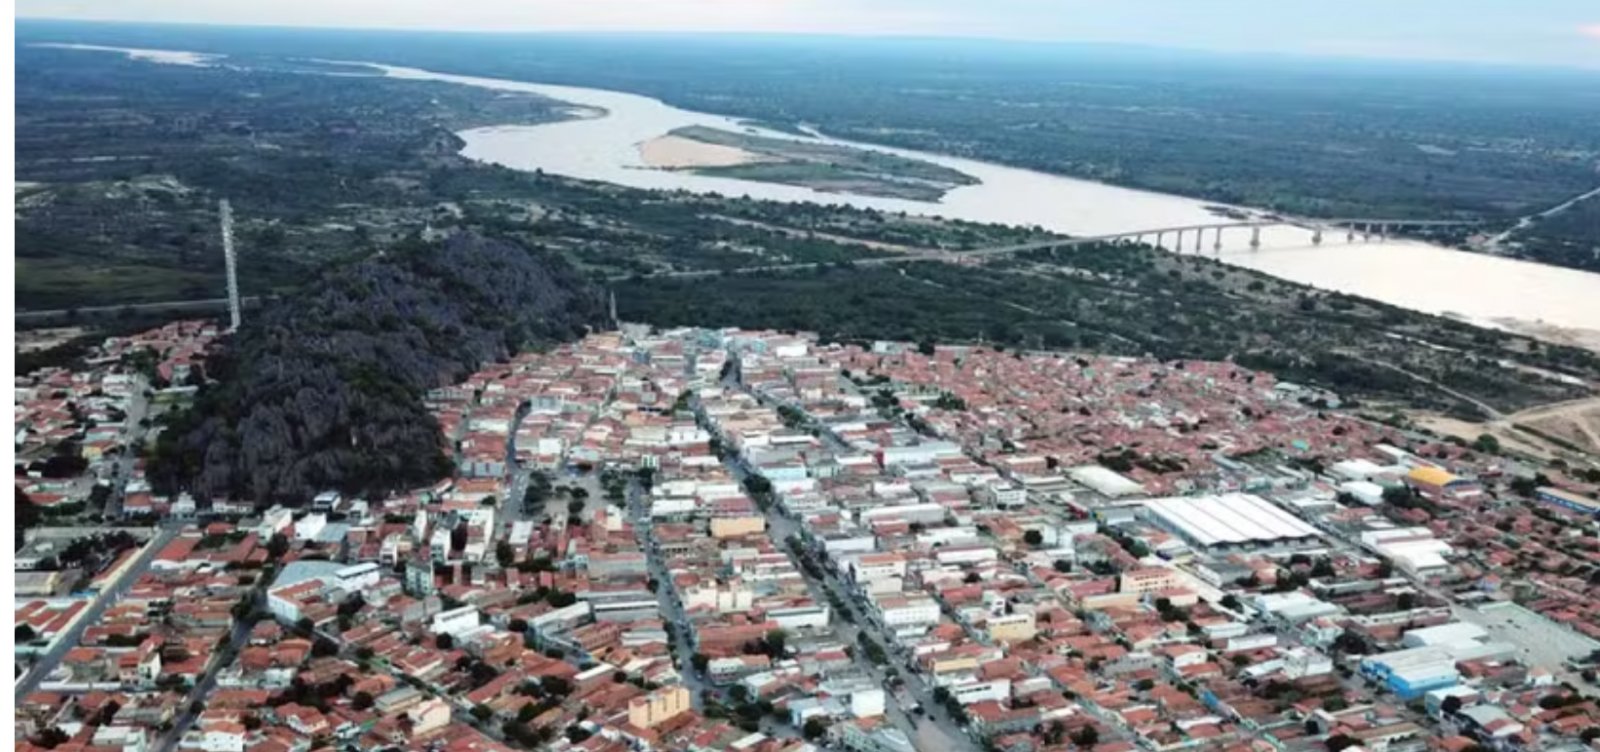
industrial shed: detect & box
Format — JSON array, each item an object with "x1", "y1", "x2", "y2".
[{"x1": 1141, "y1": 493, "x2": 1321, "y2": 551}]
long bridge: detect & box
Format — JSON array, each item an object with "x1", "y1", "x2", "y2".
[
  {"x1": 947, "y1": 216, "x2": 1480, "y2": 261},
  {"x1": 15, "y1": 216, "x2": 1481, "y2": 322},
  {"x1": 616, "y1": 215, "x2": 1481, "y2": 280}
]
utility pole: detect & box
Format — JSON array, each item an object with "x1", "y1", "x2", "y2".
[{"x1": 219, "y1": 199, "x2": 242, "y2": 332}]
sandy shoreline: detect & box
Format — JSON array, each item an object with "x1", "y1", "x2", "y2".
[
  {"x1": 637, "y1": 134, "x2": 772, "y2": 169},
  {"x1": 1490, "y1": 317, "x2": 1600, "y2": 355}
]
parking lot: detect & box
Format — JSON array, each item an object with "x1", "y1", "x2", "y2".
[{"x1": 1454, "y1": 602, "x2": 1600, "y2": 678}]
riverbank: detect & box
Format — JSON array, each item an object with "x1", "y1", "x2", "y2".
[
  {"x1": 640, "y1": 125, "x2": 979, "y2": 202},
  {"x1": 638, "y1": 134, "x2": 772, "y2": 169}
]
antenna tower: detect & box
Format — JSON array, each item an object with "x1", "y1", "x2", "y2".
[{"x1": 220, "y1": 199, "x2": 242, "y2": 332}]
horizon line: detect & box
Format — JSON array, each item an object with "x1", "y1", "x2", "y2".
[{"x1": 17, "y1": 15, "x2": 1600, "y2": 76}]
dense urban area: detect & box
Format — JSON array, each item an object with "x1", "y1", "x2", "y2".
[
  {"x1": 12, "y1": 17, "x2": 1600, "y2": 752},
  {"x1": 15, "y1": 319, "x2": 1600, "y2": 752}
]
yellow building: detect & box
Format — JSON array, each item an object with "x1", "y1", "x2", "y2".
[
  {"x1": 1119, "y1": 567, "x2": 1181, "y2": 595},
  {"x1": 709, "y1": 516, "x2": 767, "y2": 539},
  {"x1": 985, "y1": 613, "x2": 1038, "y2": 644},
  {"x1": 628, "y1": 686, "x2": 690, "y2": 729},
  {"x1": 408, "y1": 698, "x2": 451, "y2": 736}
]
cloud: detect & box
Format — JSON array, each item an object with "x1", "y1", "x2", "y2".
[{"x1": 1580, "y1": 24, "x2": 1600, "y2": 40}]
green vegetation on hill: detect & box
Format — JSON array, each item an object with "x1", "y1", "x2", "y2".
[
  {"x1": 619, "y1": 247, "x2": 1600, "y2": 416},
  {"x1": 15, "y1": 37, "x2": 1598, "y2": 433},
  {"x1": 147, "y1": 234, "x2": 604, "y2": 504},
  {"x1": 1506, "y1": 193, "x2": 1600, "y2": 272},
  {"x1": 13, "y1": 44, "x2": 1044, "y2": 309}
]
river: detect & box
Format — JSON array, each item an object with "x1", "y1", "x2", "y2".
[
  {"x1": 370, "y1": 64, "x2": 1600, "y2": 345},
  {"x1": 36, "y1": 44, "x2": 1600, "y2": 344}
]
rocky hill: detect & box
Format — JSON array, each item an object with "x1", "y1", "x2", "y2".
[{"x1": 149, "y1": 233, "x2": 605, "y2": 505}]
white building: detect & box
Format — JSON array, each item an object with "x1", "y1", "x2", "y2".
[
  {"x1": 768, "y1": 605, "x2": 831, "y2": 631},
  {"x1": 293, "y1": 513, "x2": 328, "y2": 542},
  {"x1": 1142, "y1": 494, "x2": 1321, "y2": 551},
  {"x1": 430, "y1": 527, "x2": 453, "y2": 562},
  {"x1": 1068, "y1": 465, "x2": 1145, "y2": 498},
  {"x1": 874, "y1": 595, "x2": 940, "y2": 636},
  {"x1": 430, "y1": 605, "x2": 481, "y2": 638},
  {"x1": 334, "y1": 562, "x2": 381, "y2": 593},
  {"x1": 947, "y1": 678, "x2": 1011, "y2": 705},
  {"x1": 1282, "y1": 647, "x2": 1334, "y2": 678}
]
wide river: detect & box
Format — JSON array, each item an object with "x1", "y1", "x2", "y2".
[
  {"x1": 54, "y1": 44, "x2": 1600, "y2": 343},
  {"x1": 370, "y1": 64, "x2": 1600, "y2": 343}
]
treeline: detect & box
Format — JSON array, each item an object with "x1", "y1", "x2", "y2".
[
  {"x1": 147, "y1": 234, "x2": 604, "y2": 504},
  {"x1": 619, "y1": 247, "x2": 1600, "y2": 415}
]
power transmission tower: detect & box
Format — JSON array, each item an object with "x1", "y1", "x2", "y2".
[{"x1": 219, "y1": 199, "x2": 242, "y2": 332}]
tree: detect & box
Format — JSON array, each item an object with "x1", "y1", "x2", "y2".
[
  {"x1": 764, "y1": 629, "x2": 789, "y2": 657},
  {"x1": 541, "y1": 676, "x2": 572, "y2": 697},
  {"x1": 495, "y1": 541, "x2": 515, "y2": 568},
  {"x1": 802, "y1": 717, "x2": 831, "y2": 740},
  {"x1": 1023, "y1": 529, "x2": 1044, "y2": 546},
  {"x1": 266, "y1": 533, "x2": 290, "y2": 560},
  {"x1": 471, "y1": 704, "x2": 493, "y2": 722},
  {"x1": 692, "y1": 653, "x2": 710, "y2": 673},
  {"x1": 16, "y1": 624, "x2": 37, "y2": 643},
  {"x1": 435, "y1": 633, "x2": 455, "y2": 650},
  {"x1": 1472, "y1": 434, "x2": 1500, "y2": 453},
  {"x1": 1440, "y1": 695, "x2": 1463, "y2": 715},
  {"x1": 1382, "y1": 485, "x2": 1418, "y2": 507},
  {"x1": 1219, "y1": 594, "x2": 1242, "y2": 611},
  {"x1": 352, "y1": 691, "x2": 374, "y2": 711},
  {"x1": 1053, "y1": 559, "x2": 1073, "y2": 573},
  {"x1": 963, "y1": 571, "x2": 982, "y2": 584},
  {"x1": 1071, "y1": 725, "x2": 1099, "y2": 749},
  {"x1": 1325, "y1": 734, "x2": 1358, "y2": 752}
]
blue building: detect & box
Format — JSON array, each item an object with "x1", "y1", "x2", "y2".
[{"x1": 1536, "y1": 486, "x2": 1600, "y2": 517}]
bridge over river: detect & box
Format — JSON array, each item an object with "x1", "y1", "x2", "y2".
[{"x1": 13, "y1": 217, "x2": 1483, "y2": 322}]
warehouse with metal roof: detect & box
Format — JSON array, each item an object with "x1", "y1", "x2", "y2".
[{"x1": 1141, "y1": 493, "x2": 1321, "y2": 551}]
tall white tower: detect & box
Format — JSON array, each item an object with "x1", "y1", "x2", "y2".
[{"x1": 219, "y1": 199, "x2": 242, "y2": 332}]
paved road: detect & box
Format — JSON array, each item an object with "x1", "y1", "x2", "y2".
[
  {"x1": 714, "y1": 374, "x2": 978, "y2": 752},
  {"x1": 101, "y1": 375, "x2": 154, "y2": 519},
  {"x1": 156, "y1": 587, "x2": 265, "y2": 752},
  {"x1": 15, "y1": 296, "x2": 272, "y2": 324},
  {"x1": 14, "y1": 525, "x2": 180, "y2": 703},
  {"x1": 629, "y1": 480, "x2": 712, "y2": 706}
]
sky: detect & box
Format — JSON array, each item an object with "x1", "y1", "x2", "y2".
[{"x1": 16, "y1": 0, "x2": 1600, "y2": 70}]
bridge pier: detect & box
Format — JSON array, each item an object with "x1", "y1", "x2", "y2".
[
  {"x1": 1347, "y1": 227, "x2": 1355, "y2": 243},
  {"x1": 1213, "y1": 227, "x2": 1223, "y2": 253},
  {"x1": 1311, "y1": 227, "x2": 1323, "y2": 245},
  {"x1": 1156, "y1": 232, "x2": 1164, "y2": 250},
  {"x1": 1250, "y1": 225, "x2": 1261, "y2": 249},
  {"x1": 1175, "y1": 229, "x2": 1184, "y2": 252},
  {"x1": 1362, "y1": 222, "x2": 1372, "y2": 242},
  {"x1": 1193, "y1": 228, "x2": 1203, "y2": 253},
  {"x1": 1379, "y1": 223, "x2": 1388, "y2": 241}
]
